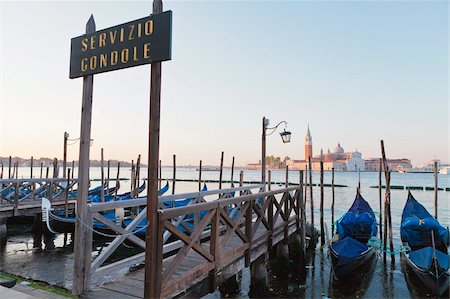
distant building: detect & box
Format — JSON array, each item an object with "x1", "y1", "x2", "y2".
[
  {"x1": 365, "y1": 158, "x2": 412, "y2": 172},
  {"x1": 286, "y1": 126, "x2": 365, "y2": 171}
]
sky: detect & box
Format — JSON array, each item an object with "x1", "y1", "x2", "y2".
[{"x1": 0, "y1": 0, "x2": 448, "y2": 167}]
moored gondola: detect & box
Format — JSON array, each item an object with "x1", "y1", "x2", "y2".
[
  {"x1": 400, "y1": 192, "x2": 449, "y2": 296},
  {"x1": 330, "y1": 190, "x2": 377, "y2": 280}
]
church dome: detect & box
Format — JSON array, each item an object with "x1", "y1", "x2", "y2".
[{"x1": 334, "y1": 142, "x2": 344, "y2": 154}]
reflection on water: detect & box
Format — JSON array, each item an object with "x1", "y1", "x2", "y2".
[{"x1": 0, "y1": 169, "x2": 449, "y2": 297}]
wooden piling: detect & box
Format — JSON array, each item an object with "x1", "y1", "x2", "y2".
[
  {"x1": 268, "y1": 170, "x2": 273, "y2": 250},
  {"x1": 172, "y1": 154, "x2": 176, "y2": 195},
  {"x1": 331, "y1": 167, "x2": 335, "y2": 235},
  {"x1": 380, "y1": 140, "x2": 394, "y2": 262},
  {"x1": 100, "y1": 148, "x2": 105, "y2": 202},
  {"x1": 320, "y1": 160, "x2": 325, "y2": 247},
  {"x1": 8, "y1": 156, "x2": 11, "y2": 179},
  {"x1": 284, "y1": 166, "x2": 289, "y2": 242},
  {"x1": 30, "y1": 156, "x2": 34, "y2": 178},
  {"x1": 136, "y1": 154, "x2": 141, "y2": 197},
  {"x1": 299, "y1": 170, "x2": 306, "y2": 252},
  {"x1": 378, "y1": 159, "x2": 383, "y2": 244},
  {"x1": 219, "y1": 151, "x2": 224, "y2": 190},
  {"x1": 40, "y1": 162, "x2": 43, "y2": 179},
  {"x1": 65, "y1": 168, "x2": 71, "y2": 217},
  {"x1": 106, "y1": 160, "x2": 110, "y2": 193},
  {"x1": 434, "y1": 161, "x2": 438, "y2": 219},
  {"x1": 198, "y1": 160, "x2": 202, "y2": 191},
  {"x1": 114, "y1": 162, "x2": 120, "y2": 201},
  {"x1": 46, "y1": 167, "x2": 49, "y2": 179},
  {"x1": 53, "y1": 158, "x2": 58, "y2": 178},
  {"x1": 72, "y1": 161, "x2": 75, "y2": 179},
  {"x1": 308, "y1": 157, "x2": 314, "y2": 238},
  {"x1": 63, "y1": 132, "x2": 68, "y2": 179},
  {"x1": 130, "y1": 160, "x2": 135, "y2": 197},
  {"x1": 231, "y1": 156, "x2": 235, "y2": 187},
  {"x1": 268, "y1": 170, "x2": 271, "y2": 191}
]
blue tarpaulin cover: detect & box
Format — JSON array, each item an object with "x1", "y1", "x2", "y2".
[
  {"x1": 331, "y1": 236, "x2": 369, "y2": 264},
  {"x1": 409, "y1": 246, "x2": 449, "y2": 271},
  {"x1": 336, "y1": 192, "x2": 377, "y2": 241},
  {"x1": 401, "y1": 193, "x2": 449, "y2": 248}
]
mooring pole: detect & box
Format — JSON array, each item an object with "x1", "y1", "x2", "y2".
[
  {"x1": 219, "y1": 151, "x2": 224, "y2": 190},
  {"x1": 100, "y1": 148, "x2": 105, "y2": 202},
  {"x1": 158, "y1": 159, "x2": 162, "y2": 190},
  {"x1": 63, "y1": 132, "x2": 68, "y2": 179},
  {"x1": 198, "y1": 160, "x2": 202, "y2": 191},
  {"x1": 72, "y1": 15, "x2": 95, "y2": 296},
  {"x1": 378, "y1": 158, "x2": 383, "y2": 245},
  {"x1": 434, "y1": 161, "x2": 438, "y2": 219},
  {"x1": 231, "y1": 156, "x2": 235, "y2": 187},
  {"x1": 172, "y1": 154, "x2": 176, "y2": 195},
  {"x1": 331, "y1": 167, "x2": 335, "y2": 235},
  {"x1": 320, "y1": 160, "x2": 324, "y2": 247},
  {"x1": 261, "y1": 117, "x2": 267, "y2": 191},
  {"x1": 145, "y1": 1, "x2": 163, "y2": 297},
  {"x1": 380, "y1": 140, "x2": 394, "y2": 262},
  {"x1": 308, "y1": 156, "x2": 314, "y2": 240}
]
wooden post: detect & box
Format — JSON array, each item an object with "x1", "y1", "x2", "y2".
[
  {"x1": 380, "y1": 140, "x2": 394, "y2": 262},
  {"x1": 65, "y1": 168, "x2": 71, "y2": 217},
  {"x1": 331, "y1": 167, "x2": 335, "y2": 235},
  {"x1": 106, "y1": 160, "x2": 110, "y2": 194},
  {"x1": 100, "y1": 148, "x2": 105, "y2": 202},
  {"x1": 72, "y1": 161, "x2": 75, "y2": 179},
  {"x1": 198, "y1": 160, "x2": 202, "y2": 191},
  {"x1": 63, "y1": 132, "x2": 68, "y2": 179},
  {"x1": 172, "y1": 154, "x2": 176, "y2": 195},
  {"x1": 320, "y1": 161, "x2": 324, "y2": 247},
  {"x1": 130, "y1": 160, "x2": 135, "y2": 197},
  {"x1": 219, "y1": 151, "x2": 224, "y2": 190},
  {"x1": 30, "y1": 156, "x2": 35, "y2": 200},
  {"x1": 136, "y1": 154, "x2": 141, "y2": 197},
  {"x1": 114, "y1": 162, "x2": 120, "y2": 201},
  {"x1": 8, "y1": 156, "x2": 11, "y2": 179},
  {"x1": 72, "y1": 14, "x2": 95, "y2": 296},
  {"x1": 46, "y1": 167, "x2": 49, "y2": 179},
  {"x1": 40, "y1": 162, "x2": 43, "y2": 179},
  {"x1": 144, "y1": 1, "x2": 163, "y2": 297},
  {"x1": 230, "y1": 156, "x2": 235, "y2": 187},
  {"x1": 308, "y1": 156, "x2": 314, "y2": 239},
  {"x1": 434, "y1": 161, "x2": 438, "y2": 219},
  {"x1": 299, "y1": 170, "x2": 306, "y2": 250},
  {"x1": 30, "y1": 156, "x2": 34, "y2": 178},
  {"x1": 261, "y1": 117, "x2": 267, "y2": 191},
  {"x1": 378, "y1": 159, "x2": 383, "y2": 244},
  {"x1": 53, "y1": 158, "x2": 58, "y2": 178}
]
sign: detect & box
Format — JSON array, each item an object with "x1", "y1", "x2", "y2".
[{"x1": 70, "y1": 11, "x2": 172, "y2": 78}]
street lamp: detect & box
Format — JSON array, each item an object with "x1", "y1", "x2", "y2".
[{"x1": 261, "y1": 116, "x2": 292, "y2": 190}]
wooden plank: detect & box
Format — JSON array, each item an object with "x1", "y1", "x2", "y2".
[
  {"x1": 86, "y1": 287, "x2": 140, "y2": 299},
  {"x1": 101, "y1": 280, "x2": 144, "y2": 298}
]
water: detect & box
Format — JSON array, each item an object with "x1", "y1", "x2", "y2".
[{"x1": 0, "y1": 167, "x2": 449, "y2": 297}]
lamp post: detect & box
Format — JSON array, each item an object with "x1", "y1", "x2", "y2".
[{"x1": 261, "y1": 116, "x2": 292, "y2": 190}]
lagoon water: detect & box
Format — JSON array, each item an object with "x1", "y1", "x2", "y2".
[{"x1": 1, "y1": 167, "x2": 449, "y2": 298}]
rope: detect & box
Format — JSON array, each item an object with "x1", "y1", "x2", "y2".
[
  {"x1": 366, "y1": 237, "x2": 410, "y2": 255},
  {"x1": 48, "y1": 212, "x2": 148, "y2": 238}
]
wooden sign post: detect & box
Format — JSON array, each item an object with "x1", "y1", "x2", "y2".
[
  {"x1": 70, "y1": 1, "x2": 171, "y2": 295},
  {"x1": 72, "y1": 16, "x2": 95, "y2": 296}
]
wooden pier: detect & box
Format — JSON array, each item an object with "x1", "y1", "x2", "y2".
[
  {"x1": 73, "y1": 184, "x2": 304, "y2": 298},
  {"x1": 0, "y1": 178, "x2": 77, "y2": 219}
]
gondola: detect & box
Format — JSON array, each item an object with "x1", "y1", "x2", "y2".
[
  {"x1": 400, "y1": 192, "x2": 449, "y2": 296},
  {"x1": 330, "y1": 190, "x2": 377, "y2": 280}
]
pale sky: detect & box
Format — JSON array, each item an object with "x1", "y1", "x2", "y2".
[{"x1": 0, "y1": 0, "x2": 448, "y2": 167}]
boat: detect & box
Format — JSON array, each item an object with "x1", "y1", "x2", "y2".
[
  {"x1": 400, "y1": 192, "x2": 449, "y2": 296},
  {"x1": 329, "y1": 191, "x2": 377, "y2": 280},
  {"x1": 439, "y1": 166, "x2": 449, "y2": 175}
]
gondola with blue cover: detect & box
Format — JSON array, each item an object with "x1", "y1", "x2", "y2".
[
  {"x1": 330, "y1": 190, "x2": 377, "y2": 280},
  {"x1": 400, "y1": 192, "x2": 449, "y2": 296}
]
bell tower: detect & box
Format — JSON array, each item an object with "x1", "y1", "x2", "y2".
[{"x1": 305, "y1": 124, "x2": 313, "y2": 160}]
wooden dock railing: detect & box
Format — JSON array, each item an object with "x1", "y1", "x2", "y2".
[{"x1": 76, "y1": 184, "x2": 302, "y2": 297}]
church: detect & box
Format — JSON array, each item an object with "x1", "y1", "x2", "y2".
[{"x1": 286, "y1": 125, "x2": 366, "y2": 171}]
